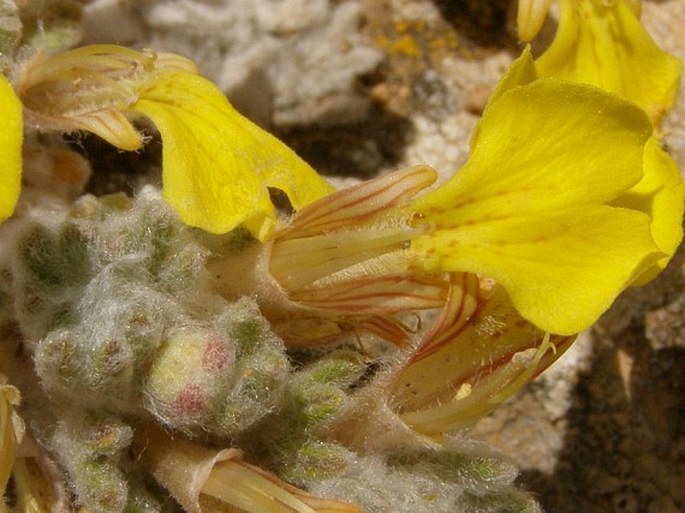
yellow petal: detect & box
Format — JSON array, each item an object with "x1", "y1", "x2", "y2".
[
  {"x1": 0, "y1": 74, "x2": 23, "y2": 222},
  {"x1": 612, "y1": 138, "x2": 685, "y2": 285},
  {"x1": 58, "y1": 109, "x2": 143, "y2": 151},
  {"x1": 487, "y1": 46, "x2": 538, "y2": 105},
  {"x1": 417, "y1": 206, "x2": 661, "y2": 334},
  {"x1": 417, "y1": 80, "x2": 652, "y2": 216},
  {"x1": 469, "y1": 46, "x2": 538, "y2": 148},
  {"x1": 410, "y1": 80, "x2": 660, "y2": 335},
  {"x1": 130, "y1": 72, "x2": 333, "y2": 238},
  {"x1": 536, "y1": 0, "x2": 682, "y2": 125}
]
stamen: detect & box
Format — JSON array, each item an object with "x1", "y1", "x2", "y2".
[{"x1": 270, "y1": 226, "x2": 425, "y2": 290}]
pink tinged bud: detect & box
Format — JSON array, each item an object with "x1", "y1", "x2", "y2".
[
  {"x1": 202, "y1": 337, "x2": 229, "y2": 371},
  {"x1": 174, "y1": 384, "x2": 205, "y2": 417},
  {"x1": 144, "y1": 330, "x2": 236, "y2": 431}
]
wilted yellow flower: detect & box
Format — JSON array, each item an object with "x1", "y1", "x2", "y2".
[
  {"x1": 529, "y1": 0, "x2": 681, "y2": 125},
  {"x1": 135, "y1": 424, "x2": 360, "y2": 513},
  {"x1": 1, "y1": 44, "x2": 332, "y2": 238},
  {"x1": 1, "y1": 374, "x2": 22, "y2": 506}
]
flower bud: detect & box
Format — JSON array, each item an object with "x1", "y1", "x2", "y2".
[
  {"x1": 144, "y1": 298, "x2": 291, "y2": 438},
  {"x1": 516, "y1": 0, "x2": 552, "y2": 41},
  {"x1": 50, "y1": 411, "x2": 133, "y2": 513}
]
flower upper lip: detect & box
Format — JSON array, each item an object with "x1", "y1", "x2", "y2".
[{"x1": 0, "y1": 44, "x2": 332, "y2": 237}]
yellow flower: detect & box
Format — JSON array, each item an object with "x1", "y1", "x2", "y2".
[
  {"x1": 213, "y1": 47, "x2": 682, "y2": 344},
  {"x1": 224, "y1": 68, "x2": 667, "y2": 345},
  {"x1": 408, "y1": 49, "x2": 682, "y2": 336},
  {"x1": 1, "y1": 44, "x2": 332, "y2": 238},
  {"x1": 301, "y1": 75, "x2": 681, "y2": 426},
  {"x1": 528, "y1": 0, "x2": 682, "y2": 126}
]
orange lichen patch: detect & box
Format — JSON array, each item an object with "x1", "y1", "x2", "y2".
[
  {"x1": 361, "y1": 1, "x2": 498, "y2": 118},
  {"x1": 373, "y1": 33, "x2": 422, "y2": 58},
  {"x1": 370, "y1": 19, "x2": 460, "y2": 61},
  {"x1": 429, "y1": 31, "x2": 460, "y2": 51}
]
